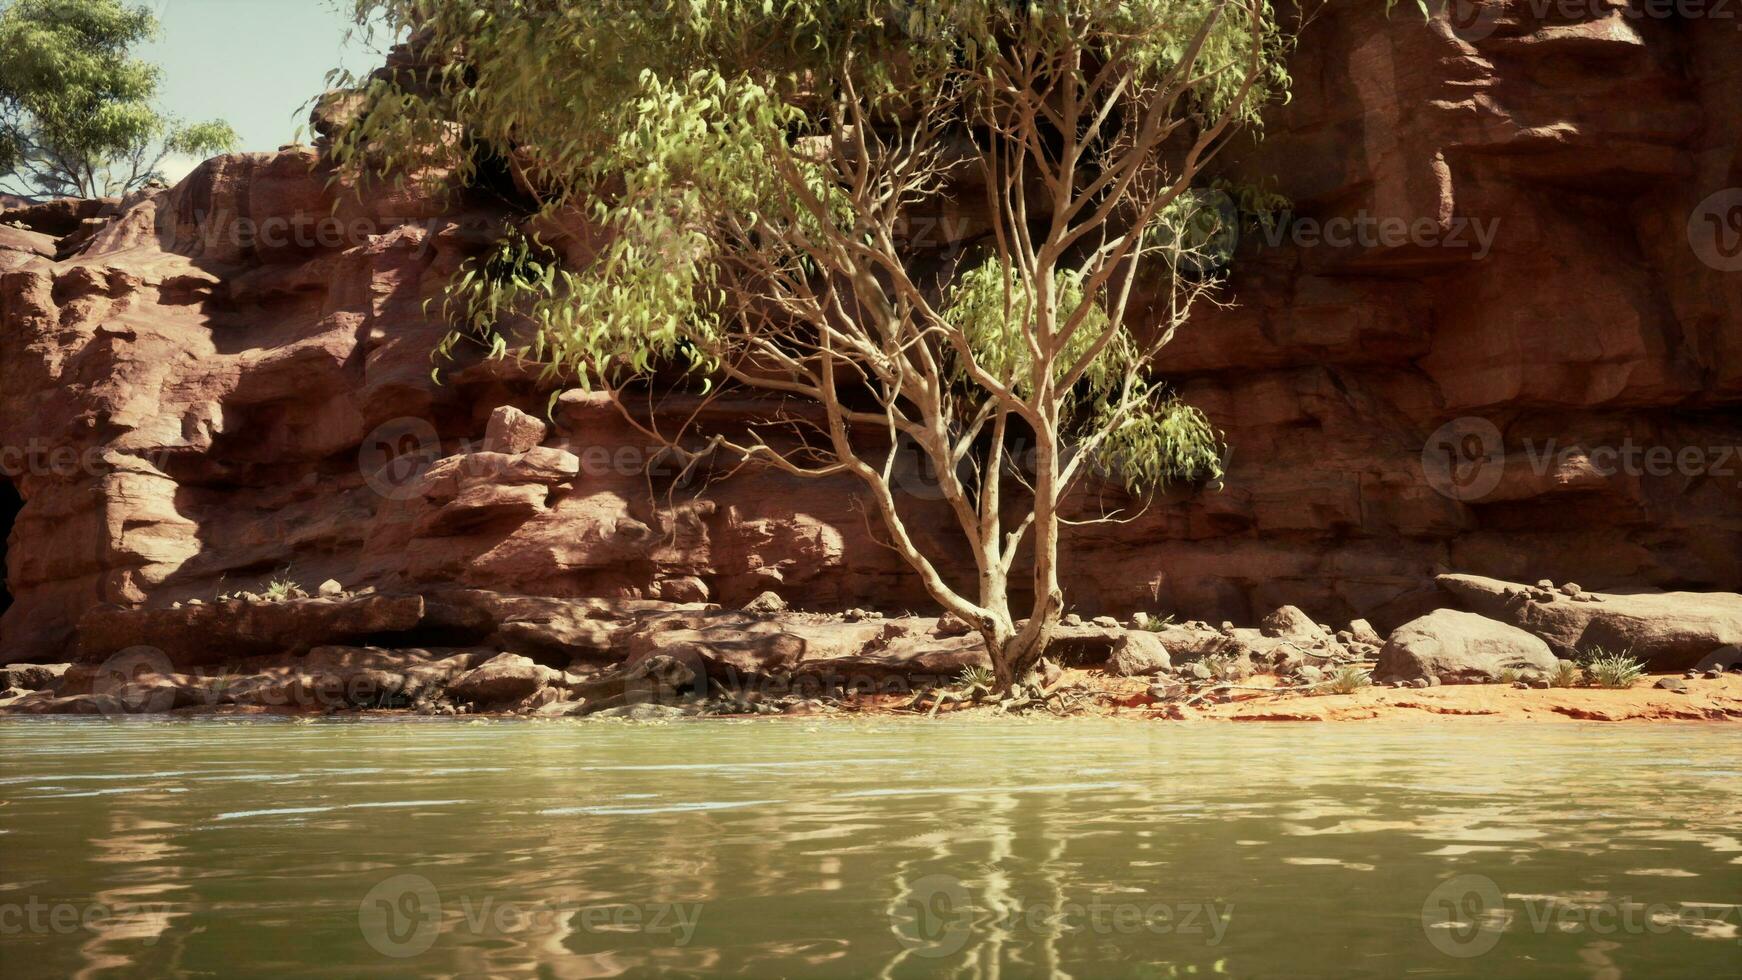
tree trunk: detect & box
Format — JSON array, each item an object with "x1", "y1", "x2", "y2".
[{"x1": 990, "y1": 626, "x2": 1053, "y2": 692}]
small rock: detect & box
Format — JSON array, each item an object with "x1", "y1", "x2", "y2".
[
  {"x1": 1295, "y1": 665, "x2": 1325, "y2": 685},
  {"x1": 1536, "y1": 579, "x2": 1555, "y2": 590},
  {"x1": 317, "y1": 579, "x2": 344, "y2": 598},
  {"x1": 843, "y1": 608, "x2": 867, "y2": 622},
  {"x1": 483, "y1": 405, "x2": 548, "y2": 454},
  {"x1": 1347, "y1": 619, "x2": 1383, "y2": 646},
  {"x1": 743, "y1": 591, "x2": 787, "y2": 614},
  {"x1": 1654, "y1": 677, "x2": 1688, "y2": 693},
  {"x1": 1560, "y1": 583, "x2": 1582, "y2": 596},
  {"x1": 1091, "y1": 616, "x2": 1118, "y2": 629},
  {"x1": 934, "y1": 612, "x2": 973, "y2": 637},
  {"x1": 1130, "y1": 612, "x2": 1150, "y2": 628},
  {"x1": 1061, "y1": 613, "x2": 1083, "y2": 627},
  {"x1": 1184, "y1": 661, "x2": 1213, "y2": 681},
  {"x1": 1684, "y1": 669, "x2": 1701, "y2": 679},
  {"x1": 1218, "y1": 621, "x2": 1235, "y2": 635},
  {"x1": 186, "y1": 598, "x2": 203, "y2": 606},
  {"x1": 1705, "y1": 667, "x2": 1725, "y2": 680},
  {"x1": 1407, "y1": 678, "x2": 1429, "y2": 689},
  {"x1": 1147, "y1": 681, "x2": 1184, "y2": 701}
]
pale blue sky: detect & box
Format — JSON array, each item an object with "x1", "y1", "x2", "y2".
[{"x1": 139, "y1": 0, "x2": 390, "y2": 179}]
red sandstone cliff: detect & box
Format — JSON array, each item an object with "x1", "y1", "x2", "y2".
[{"x1": 1, "y1": 2, "x2": 1738, "y2": 662}]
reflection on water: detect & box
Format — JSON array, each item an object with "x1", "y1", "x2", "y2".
[{"x1": 0, "y1": 719, "x2": 1738, "y2": 978}]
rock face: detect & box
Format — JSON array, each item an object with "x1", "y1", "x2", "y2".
[
  {"x1": 78, "y1": 594, "x2": 427, "y2": 668},
  {"x1": 2, "y1": 4, "x2": 1740, "y2": 661},
  {"x1": 1375, "y1": 609, "x2": 1560, "y2": 685},
  {"x1": 1438, "y1": 574, "x2": 1742, "y2": 670}
]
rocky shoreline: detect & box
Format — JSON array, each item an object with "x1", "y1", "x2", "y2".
[{"x1": 4, "y1": 573, "x2": 1738, "y2": 722}]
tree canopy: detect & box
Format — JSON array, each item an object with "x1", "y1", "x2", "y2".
[
  {"x1": 334, "y1": 0, "x2": 1292, "y2": 687},
  {"x1": 0, "y1": 0, "x2": 238, "y2": 199}
]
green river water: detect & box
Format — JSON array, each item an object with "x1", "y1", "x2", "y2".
[{"x1": 0, "y1": 718, "x2": 1737, "y2": 978}]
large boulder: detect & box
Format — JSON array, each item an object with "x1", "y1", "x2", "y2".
[
  {"x1": 0, "y1": 663, "x2": 70, "y2": 691},
  {"x1": 446, "y1": 652, "x2": 555, "y2": 706},
  {"x1": 1109, "y1": 632, "x2": 1171, "y2": 677},
  {"x1": 1375, "y1": 609, "x2": 1559, "y2": 685},
  {"x1": 1259, "y1": 605, "x2": 1324, "y2": 640},
  {"x1": 1438, "y1": 574, "x2": 1742, "y2": 671}
]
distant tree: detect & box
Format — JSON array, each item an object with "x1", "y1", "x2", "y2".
[
  {"x1": 0, "y1": 0, "x2": 237, "y2": 199},
  {"x1": 336, "y1": 0, "x2": 1289, "y2": 690}
]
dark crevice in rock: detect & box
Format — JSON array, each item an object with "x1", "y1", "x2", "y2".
[{"x1": 0, "y1": 477, "x2": 19, "y2": 617}]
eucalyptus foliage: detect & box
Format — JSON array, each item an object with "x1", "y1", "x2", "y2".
[{"x1": 0, "y1": 0, "x2": 238, "y2": 199}]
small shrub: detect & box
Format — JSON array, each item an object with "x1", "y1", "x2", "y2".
[
  {"x1": 262, "y1": 576, "x2": 308, "y2": 602},
  {"x1": 1138, "y1": 613, "x2": 1177, "y2": 633},
  {"x1": 1582, "y1": 648, "x2": 1647, "y2": 689},
  {"x1": 1316, "y1": 666, "x2": 1371, "y2": 695},
  {"x1": 1202, "y1": 652, "x2": 1243, "y2": 682},
  {"x1": 956, "y1": 665, "x2": 995, "y2": 692},
  {"x1": 1549, "y1": 660, "x2": 1582, "y2": 689},
  {"x1": 1496, "y1": 667, "x2": 1522, "y2": 686}
]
